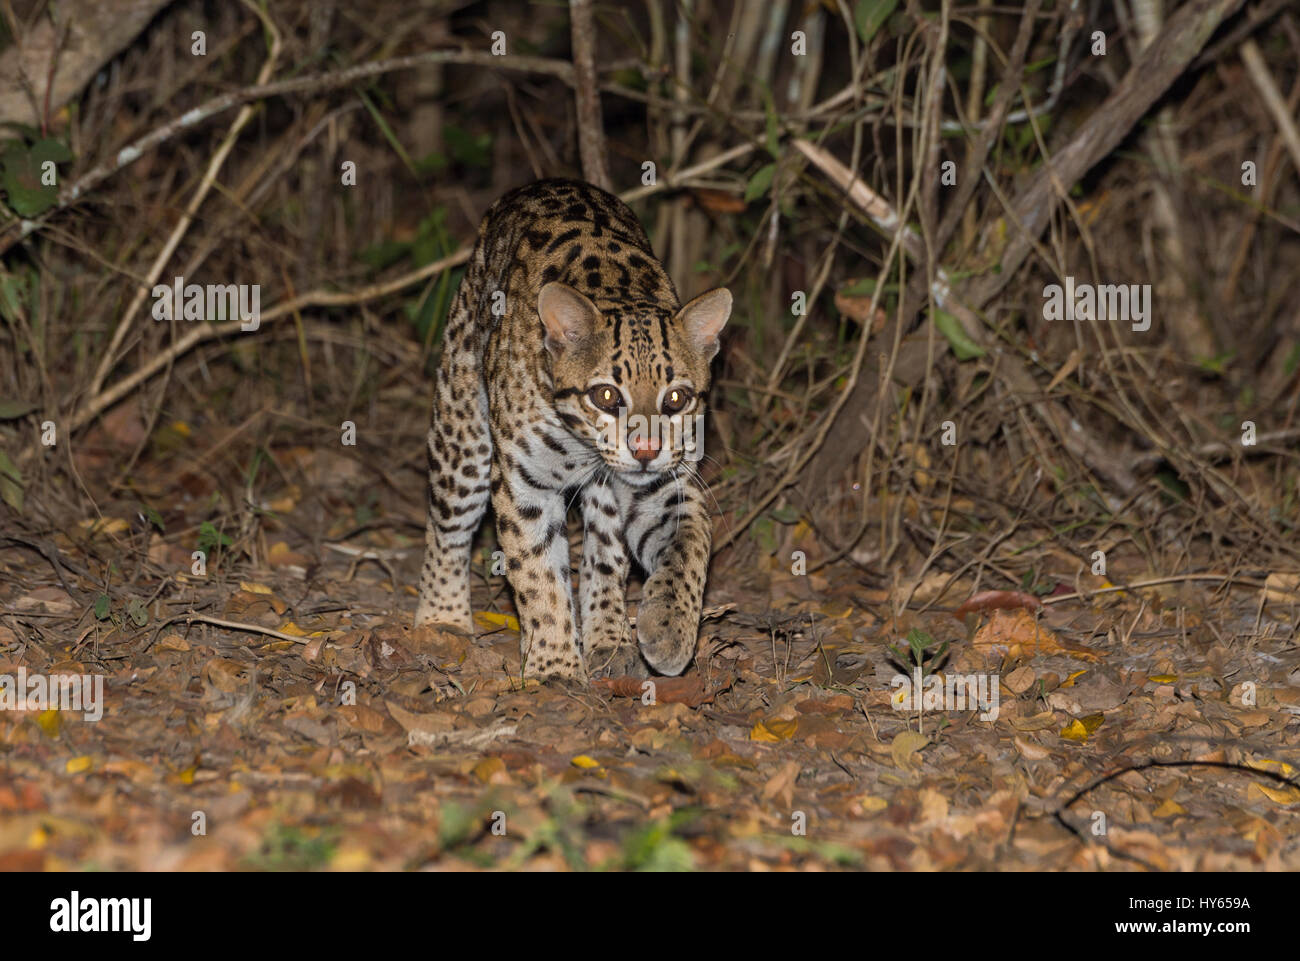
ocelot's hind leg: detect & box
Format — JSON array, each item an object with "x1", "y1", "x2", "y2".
[{"x1": 414, "y1": 301, "x2": 491, "y2": 633}]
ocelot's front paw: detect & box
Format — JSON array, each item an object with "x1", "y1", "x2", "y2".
[
  {"x1": 584, "y1": 638, "x2": 648, "y2": 679},
  {"x1": 635, "y1": 596, "x2": 697, "y2": 676},
  {"x1": 413, "y1": 598, "x2": 473, "y2": 635},
  {"x1": 521, "y1": 635, "x2": 587, "y2": 682}
]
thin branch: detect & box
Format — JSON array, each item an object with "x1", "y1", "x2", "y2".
[
  {"x1": 1240, "y1": 38, "x2": 1300, "y2": 176},
  {"x1": 88, "y1": 0, "x2": 282, "y2": 400},
  {"x1": 569, "y1": 0, "x2": 611, "y2": 190}
]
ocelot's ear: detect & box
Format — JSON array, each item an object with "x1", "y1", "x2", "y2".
[
  {"x1": 538, "y1": 282, "x2": 600, "y2": 351},
  {"x1": 677, "y1": 287, "x2": 731, "y2": 360}
]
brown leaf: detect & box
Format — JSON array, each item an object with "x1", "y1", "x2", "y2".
[
  {"x1": 953, "y1": 590, "x2": 1043, "y2": 619},
  {"x1": 890, "y1": 730, "x2": 929, "y2": 771},
  {"x1": 972, "y1": 608, "x2": 1101, "y2": 661},
  {"x1": 592, "y1": 672, "x2": 733, "y2": 707},
  {"x1": 761, "y1": 760, "x2": 802, "y2": 810},
  {"x1": 689, "y1": 188, "x2": 745, "y2": 213},
  {"x1": 337, "y1": 704, "x2": 394, "y2": 734}
]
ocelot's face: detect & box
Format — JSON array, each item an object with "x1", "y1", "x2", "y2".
[{"x1": 540, "y1": 284, "x2": 731, "y2": 484}]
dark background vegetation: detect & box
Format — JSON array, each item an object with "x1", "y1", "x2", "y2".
[{"x1": 1, "y1": 0, "x2": 1297, "y2": 587}]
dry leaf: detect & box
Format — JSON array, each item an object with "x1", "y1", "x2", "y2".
[
  {"x1": 750, "y1": 717, "x2": 798, "y2": 742},
  {"x1": 890, "y1": 730, "x2": 929, "y2": 771}
]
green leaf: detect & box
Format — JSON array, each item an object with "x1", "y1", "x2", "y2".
[
  {"x1": 0, "y1": 398, "x2": 36, "y2": 419},
  {"x1": 906, "y1": 627, "x2": 936, "y2": 660},
  {"x1": 1195, "y1": 351, "x2": 1233, "y2": 375},
  {"x1": 356, "y1": 239, "x2": 412, "y2": 270},
  {"x1": 1284, "y1": 342, "x2": 1300, "y2": 377},
  {"x1": 0, "y1": 270, "x2": 29, "y2": 322},
  {"x1": 744, "y1": 163, "x2": 776, "y2": 203},
  {"x1": 840, "y1": 277, "x2": 876, "y2": 297},
  {"x1": 30, "y1": 138, "x2": 73, "y2": 164},
  {"x1": 854, "y1": 0, "x2": 898, "y2": 45},
  {"x1": 127, "y1": 597, "x2": 150, "y2": 627},
  {"x1": 443, "y1": 123, "x2": 492, "y2": 169},
  {"x1": 752, "y1": 516, "x2": 778, "y2": 554},
  {"x1": 141, "y1": 505, "x2": 165, "y2": 532},
  {"x1": 0, "y1": 448, "x2": 22, "y2": 511},
  {"x1": 94, "y1": 594, "x2": 111, "y2": 620},
  {"x1": 933, "y1": 308, "x2": 986, "y2": 360},
  {"x1": 197, "y1": 521, "x2": 231, "y2": 556},
  {"x1": 1, "y1": 138, "x2": 71, "y2": 217}
]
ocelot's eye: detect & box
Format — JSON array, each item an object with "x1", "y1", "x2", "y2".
[
  {"x1": 587, "y1": 385, "x2": 623, "y2": 413},
  {"x1": 661, "y1": 387, "x2": 694, "y2": 414}
]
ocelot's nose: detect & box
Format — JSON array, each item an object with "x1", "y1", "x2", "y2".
[{"x1": 630, "y1": 436, "x2": 660, "y2": 463}]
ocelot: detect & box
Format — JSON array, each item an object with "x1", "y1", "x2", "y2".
[{"x1": 414, "y1": 178, "x2": 730, "y2": 681}]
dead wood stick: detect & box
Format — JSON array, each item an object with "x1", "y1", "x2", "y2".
[
  {"x1": 0, "y1": 0, "x2": 172, "y2": 128},
  {"x1": 805, "y1": 0, "x2": 1247, "y2": 504},
  {"x1": 88, "y1": 0, "x2": 281, "y2": 401},
  {"x1": 966, "y1": 0, "x2": 1248, "y2": 309},
  {"x1": 1240, "y1": 38, "x2": 1300, "y2": 177},
  {"x1": 800, "y1": 0, "x2": 1040, "y2": 499},
  {"x1": 569, "y1": 0, "x2": 611, "y2": 190},
  {"x1": 0, "y1": 49, "x2": 583, "y2": 256},
  {"x1": 159, "y1": 612, "x2": 320, "y2": 645}
]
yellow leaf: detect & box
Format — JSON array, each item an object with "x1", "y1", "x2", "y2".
[
  {"x1": 1060, "y1": 713, "x2": 1104, "y2": 741},
  {"x1": 1061, "y1": 669, "x2": 1088, "y2": 688},
  {"x1": 1060, "y1": 719, "x2": 1088, "y2": 741},
  {"x1": 750, "y1": 718, "x2": 798, "y2": 742},
  {"x1": 268, "y1": 491, "x2": 299, "y2": 513},
  {"x1": 28, "y1": 826, "x2": 49, "y2": 849},
  {"x1": 1079, "y1": 712, "x2": 1105, "y2": 733},
  {"x1": 277, "y1": 620, "x2": 326, "y2": 638},
  {"x1": 473, "y1": 757, "x2": 506, "y2": 783},
  {"x1": 474, "y1": 611, "x2": 520, "y2": 632},
  {"x1": 1249, "y1": 783, "x2": 1300, "y2": 805},
  {"x1": 170, "y1": 420, "x2": 192, "y2": 436},
  {"x1": 240, "y1": 581, "x2": 274, "y2": 595},
  {"x1": 78, "y1": 517, "x2": 129, "y2": 537},
  {"x1": 330, "y1": 846, "x2": 372, "y2": 871},
  {"x1": 1153, "y1": 799, "x2": 1186, "y2": 818},
  {"x1": 65, "y1": 755, "x2": 92, "y2": 773},
  {"x1": 36, "y1": 709, "x2": 61, "y2": 737},
  {"x1": 1246, "y1": 758, "x2": 1295, "y2": 778},
  {"x1": 856, "y1": 795, "x2": 888, "y2": 814},
  {"x1": 571, "y1": 754, "x2": 602, "y2": 769},
  {"x1": 178, "y1": 766, "x2": 196, "y2": 785},
  {"x1": 1148, "y1": 674, "x2": 1178, "y2": 683}
]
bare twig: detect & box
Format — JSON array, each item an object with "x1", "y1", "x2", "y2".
[
  {"x1": 88, "y1": 0, "x2": 283, "y2": 400},
  {"x1": 1240, "y1": 38, "x2": 1300, "y2": 176},
  {"x1": 569, "y1": 0, "x2": 611, "y2": 190}
]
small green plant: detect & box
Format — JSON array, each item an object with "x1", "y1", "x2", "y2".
[
  {"x1": 244, "y1": 822, "x2": 337, "y2": 871},
  {"x1": 616, "y1": 815, "x2": 697, "y2": 872},
  {"x1": 888, "y1": 627, "x2": 950, "y2": 736},
  {"x1": 196, "y1": 521, "x2": 231, "y2": 559},
  {"x1": 888, "y1": 627, "x2": 949, "y2": 675}
]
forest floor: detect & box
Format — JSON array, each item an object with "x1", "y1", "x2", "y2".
[{"x1": 2, "y1": 415, "x2": 1299, "y2": 871}]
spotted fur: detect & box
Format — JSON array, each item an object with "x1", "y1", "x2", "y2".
[{"x1": 414, "y1": 179, "x2": 730, "y2": 681}]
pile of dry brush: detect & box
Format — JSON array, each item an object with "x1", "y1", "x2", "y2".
[{"x1": 1, "y1": 0, "x2": 1297, "y2": 604}]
